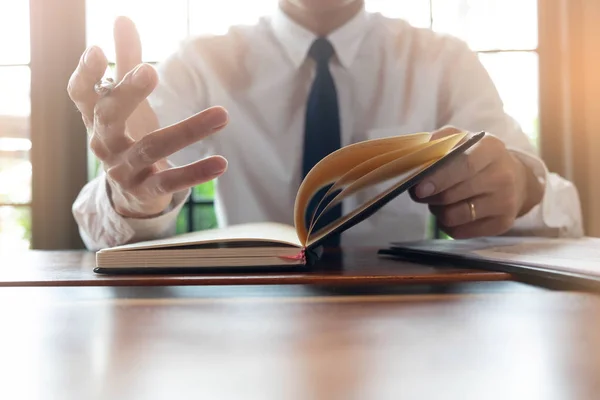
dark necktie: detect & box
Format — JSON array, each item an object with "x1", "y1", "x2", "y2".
[{"x1": 302, "y1": 38, "x2": 342, "y2": 247}]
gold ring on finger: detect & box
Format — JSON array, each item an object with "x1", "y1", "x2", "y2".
[{"x1": 468, "y1": 200, "x2": 477, "y2": 222}]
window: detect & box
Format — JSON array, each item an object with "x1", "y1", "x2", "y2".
[
  {"x1": 81, "y1": 0, "x2": 540, "y2": 235},
  {"x1": 0, "y1": 1, "x2": 32, "y2": 251},
  {"x1": 366, "y1": 0, "x2": 540, "y2": 145},
  {"x1": 431, "y1": 0, "x2": 539, "y2": 145}
]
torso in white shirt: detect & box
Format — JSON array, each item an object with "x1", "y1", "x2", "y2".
[{"x1": 146, "y1": 8, "x2": 576, "y2": 246}]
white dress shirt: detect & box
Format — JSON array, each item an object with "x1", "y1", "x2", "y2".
[{"x1": 73, "y1": 7, "x2": 583, "y2": 250}]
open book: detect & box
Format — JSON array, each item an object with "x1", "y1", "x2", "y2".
[{"x1": 95, "y1": 131, "x2": 484, "y2": 273}]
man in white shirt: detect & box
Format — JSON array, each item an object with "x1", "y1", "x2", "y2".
[{"x1": 70, "y1": 0, "x2": 583, "y2": 250}]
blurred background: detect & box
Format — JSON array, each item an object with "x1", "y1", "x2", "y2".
[{"x1": 0, "y1": 0, "x2": 598, "y2": 250}]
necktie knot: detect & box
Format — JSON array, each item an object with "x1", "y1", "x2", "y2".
[{"x1": 309, "y1": 38, "x2": 335, "y2": 65}]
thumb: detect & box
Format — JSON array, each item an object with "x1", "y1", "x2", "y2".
[{"x1": 114, "y1": 16, "x2": 142, "y2": 82}]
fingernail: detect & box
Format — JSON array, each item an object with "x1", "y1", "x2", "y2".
[
  {"x1": 417, "y1": 182, "x2": 435, "y2": 198},
  {"x1": 84, "y1": 46, "x2": 98, "y2": 67},
  {"x1": 132, "y1": 65, "x2": 150, "y2": 88},
  {"x1": 206, "y1": 158, "x2": 227, "y2": 175},
  {"x1": 205, "y1": 107, "x2": 229, "y2": 129}
]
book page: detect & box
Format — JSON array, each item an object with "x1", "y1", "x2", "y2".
[
  {"x1": 305, "y1": 163, "x2": 429, "y2": 247},
  {"x1": 304, "y1": 142, "x2": 432, "y2": 231},
  {"x1": 297, "y1": 133, "x2": 466, "y2": 246},
  {"x1": 309, "y1": 134, "x2": 465, "y2": 234},
  {"x1": 99, "y1": 222, "x2": 301, "y2": 253},
  {"x1": 294, "y1": 133, "x2": 431, "y2": 243}
]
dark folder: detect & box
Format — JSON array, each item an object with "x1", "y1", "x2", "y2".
[{"x1": 379, "y1": 238, "x2": 600, "y2": 291}]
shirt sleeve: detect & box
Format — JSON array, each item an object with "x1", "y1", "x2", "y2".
[
  {"x1": 72, "y1": 173, "x2": 190, "y2": 251},
  {"x1": 437, "y1": 37, "x2": 583, "y2": 238},
  {"x1": 72, "y1": 40, "x2": 213, "y2": 250},
  {"x1": 148, "y1": 39, "x2": 215, "y2": 166}
]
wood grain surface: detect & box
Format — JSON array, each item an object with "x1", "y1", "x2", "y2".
[
  {"x1": 0, "y1": 286, "x2": 598, "y2": 400},
  {"x1": 0, "y1": 249, "x2": 511, "y2": 287}
]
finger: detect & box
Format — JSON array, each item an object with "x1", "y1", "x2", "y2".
[
  {"x1": 89, "y1": 135, "x2": 112, "y2": 161},
  {"x1": 418, "y1": 162, "x2": 510, "y2": 206},
  {"x1": 123, "y1": 106, "x2": 229, "y2": 173},
  {"x1": 430, "y1": 193, "x2": 510, "y2": 228},
  {"x1": 114, "y1": 16, "x2": 143, "y2": 81},
  {"x1": 113, "y1": 16, "x2": 156, "y2": 140},
  {"x1": 125, "y1": 97, "x2": 160, "y2": 141},
  {"x1": 93, "y1": 63, "x2": 158, "y2": 154},
  {"x1": 443, "y1": 216, "x2": 514, "y2": 239},
  {"x1": 140, "y1": 156, "x2": 228, "y2": 196},
  {"x1": 414, "y1": 134, "x2": 502, "y2": 199},
  {"x1": 67, "y1": 46, "x2": 108, "y2": 126}
]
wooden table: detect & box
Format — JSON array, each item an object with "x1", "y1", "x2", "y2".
[
  {"x1": 0, "y1": 249, "x2": 512, "y2": 287},
  {"x1": 1, "y1": 285, "x2": 599, "y2": 399},
  {"x1": 1, "y1": 250, "x2": 599, "y2": 399}
]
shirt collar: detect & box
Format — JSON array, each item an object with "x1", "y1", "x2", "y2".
[{"x1": 271, "y1": 6, "x2": 370, "y2": 69}]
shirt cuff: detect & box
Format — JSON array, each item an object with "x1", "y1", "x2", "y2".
[
  {"x1": 122, "y1": 187, "x2": 190, "y2": 243},
  {"x1": 508, "y1": 148, "x2": 583, "y2": 237},
  {"x1": 72, "y1": 174, "x2": 190, "y2": 250}
]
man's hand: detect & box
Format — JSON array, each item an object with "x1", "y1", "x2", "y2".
[
  {"x1": 67, "y1": 16, "x2": 228, "y2": 218},
  {"x1": 412, "y1": 127, "x2": 544, "y2": 239}
]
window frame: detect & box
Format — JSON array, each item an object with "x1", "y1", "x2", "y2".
[
  {"x1": 538, "y1": 0, "x2": 600, "y2": 235},
  {"x1": 0, "y1": 2, "x2": 33, "y2": 238},
  {"x1": 29, "y1": 0, "x2": 88, "y2": 249}
]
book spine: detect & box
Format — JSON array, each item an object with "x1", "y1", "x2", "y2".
[{"x1": 278, "y1": 247, "x2": 323, "y2": 266}]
